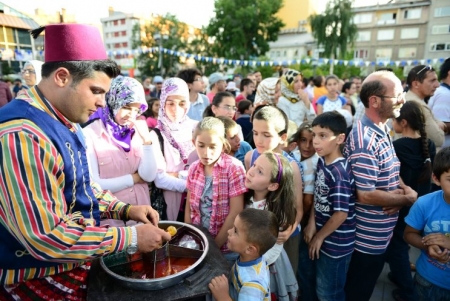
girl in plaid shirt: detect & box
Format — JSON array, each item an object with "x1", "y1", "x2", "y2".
[{"x1": 185, "y1": 117, "x2": 247, "y2": 263}]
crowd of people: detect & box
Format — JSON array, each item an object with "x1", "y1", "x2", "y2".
[{"x1": 0, "y1": 22, "x2": 449, "y2": 301}]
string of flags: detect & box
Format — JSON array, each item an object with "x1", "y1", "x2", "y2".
[{"x1": 9, "y1": 47, "x2": 447, "y2": 68}]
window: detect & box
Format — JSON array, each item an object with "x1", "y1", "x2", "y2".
[
  {"x1": 356, "y1": 31, "x2": 371, "y2": 41},
  {"x1": 17, "y1": 29, "x2": 31, "y2": 45},
  {"x1": 377, "y1": 29, "x2": 394, "y2": 40},
  {"x1": 120, "y1": 19, "x2": 126, "y2": 25},
  {"x1": 121, "y1": 31, "x2": 127, "y2": 36},
  {"x1": 379, "y1": 12, "x2": 396, "y2": 21},
  {"x1": 4, "y1": 27, "x2": 15, "y2": 44},
  {"x1": 122, "y1": 42, "x2": 128, "y2": 48},
  {"x1": 354, "y1": 49, "x2": 369, "y2": 59},
  {"x1": 404, "y1": 8, "x2": 421, "y2": 19},
  {"x1": 400, "y1": 28, "x2": 419, "y2": 39},
  {"x1": 432, "y1": 25, "x2": 450, "y2": 34},
  {"x1": 113, "y1": 20, "x2": 118, "y2": 26},
  {"x1": 435, "y1": 7, "x2": 450, "y2": 17},
  {"x1": 114, "y1": 43, "x2": 121, "y2": 49},
  {"x1": 114, "y1": 32, "x2": 119, "y2": 37},
  {"x1": 430, "y1": 43, "x2": 450, "y2": 51},
  {"x1": 353, "y1": 13, "x2": 372, "y2": 24},
  {"x1": 375, "y1": 48, "x2": 392, "y2": 59},
  {"x1": 398, "y1": 47, "x2": 416, "y2": 58}
]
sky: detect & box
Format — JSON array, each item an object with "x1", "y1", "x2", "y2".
[{"x1": 3, "y1": 0, "x2": 389, "y2": 28}]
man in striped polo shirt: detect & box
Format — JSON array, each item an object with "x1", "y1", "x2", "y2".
[{"x1": 343, "y1": 70, "x2": 418, "y2": 301}]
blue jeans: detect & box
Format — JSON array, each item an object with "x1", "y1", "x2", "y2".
[
  {"x1": 316, "y1": 252, "x2": 352, "y2": 301},
  {"x1": 344, "y1": 250, "x2": 386, "y2": 301},
  {"x1": 414, "y1": 272, "x2": 450, "y2": 301},
  {"x1": 386, "y1": 206, "x2": 416, "y2": 300},
  {"x1": 298, "y1": 235, "x2": 318, "y2": 301}
]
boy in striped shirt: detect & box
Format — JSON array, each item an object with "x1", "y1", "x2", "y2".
[
  {"x1": 304, "y1": 111, "x2": 356, "y2": 301},
  {"x1": 208, "y1": 209, "x2": 278, "y2": 301}
]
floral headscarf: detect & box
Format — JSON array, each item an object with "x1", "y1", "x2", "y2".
[
  {"x1": 255, "y1": 77, "x2": 279, "y2": 105},
  {"x1": 156, "y1": 77, "x2": 193, "y2": 163},
  {"x1": 280, "y1": 69, "x2": 301, "y2": 104},
  {"x1": 89, "y1": 76, "x2": 147, "y2": 152}
]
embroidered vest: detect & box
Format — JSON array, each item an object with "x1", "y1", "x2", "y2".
[{"x1": 0, "y1": 99, "x2": 100, "y2": 269}]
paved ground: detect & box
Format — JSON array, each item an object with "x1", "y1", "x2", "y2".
[{"x1": 370, "y1": 247, "x2": 420, "y2": 301}]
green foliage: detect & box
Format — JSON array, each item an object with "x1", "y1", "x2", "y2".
[
  {"x1": 309, "y1": 0, "x2": 357, "y2": 59},
  {"x1": 207, "y1": 0, "x2": 284, "y2": 59},
  {"x1": 2, "y1": 62, "x2": 12, "y2": 76},
  {"x1": 133, "y1": 14, "x2": 191, "y2": 77}
]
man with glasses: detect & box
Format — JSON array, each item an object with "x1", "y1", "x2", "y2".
[
  {"x1": 404, "y1": 65, "x2": 444, "y2": 147},
  {"x1": 343, "y1": 70, "x2": 418, "y2": 301},
  {"x1": 429, "y1": 58, "x2": 450, "y2": 148},
  {"x1": 176, "y1": 68, "x2": 209, "y2": 121}
]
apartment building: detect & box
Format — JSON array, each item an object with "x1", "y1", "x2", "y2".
[
  {"x1": 352, "y1": 0, "x2": 431, "y2": 63},
  {"x1": 424, "y1": 0, "x2": 450, "y2": 59}
]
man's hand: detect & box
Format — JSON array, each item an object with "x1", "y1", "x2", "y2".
[
  {"x1": 128, "y1": 205, "x2": 159, "y2": 225},
  {"x1": 135, "y1": 224, "x2": 171, "y2": 253},
  {"x1": 399, "y1": 184, "x2": 417, "y2": 205},
  {"x1": 383, "y1": 206, "x2": 402, "y2": 215},
  {"x1": 308, "y1": 235, "x2": 324, "y2": 260},
  {"x1": 209, "y1": 274, "x2": 232, "y2": 301}
]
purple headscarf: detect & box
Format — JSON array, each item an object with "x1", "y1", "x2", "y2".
[
  {"x1": 90, "y1": 76, "x2": 147, "y2": 152},
  {"x1": 156, "y1": 77, "x2": 193, "y2": 163}
]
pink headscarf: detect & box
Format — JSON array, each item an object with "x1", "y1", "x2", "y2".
[{"x1": 156, "y1": 78, "x2": 195, "y2": 163}]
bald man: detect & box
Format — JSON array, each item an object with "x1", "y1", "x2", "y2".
[{"x1": 343, "y1": 71, "x2": 418, "y2": 301}]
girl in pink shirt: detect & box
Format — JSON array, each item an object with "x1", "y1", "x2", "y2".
[
  {"x1": 83, "y1": 76, "x2": 157, "y2": 227},
  {"x1": 185, "y1": 117, "x2": 247, "y2": 260}
]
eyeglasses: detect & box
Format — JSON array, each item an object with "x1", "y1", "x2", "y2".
[
  {"x1": 375, "y1": 92, "x2": 406, "y2": 103},
  {"x1": 21, "y1": 69, "x2": 36, "y2": 75},
  {"x1": 416, "y1": 65, "x2": 432, "y2": 75},
  {"x1": 219, "y1": 105, "x2": 237, "y2": 112}
]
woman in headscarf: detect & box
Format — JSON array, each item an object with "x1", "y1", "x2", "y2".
[
  {"x1": 277, "y1": 69, "x2": 316, "y2": 126},
  {"x1": 83, "y1": 76, "x2": 158, "y2": 227},
  {"x1": 254, "y1": 77, "x2": 281, "y2": 106},
  {"x1": 21, "y1": 60, "x2": 44, "y2": 88},
  {"x1": 151, "y1": 77, "x2": 198, "y2": 221}
]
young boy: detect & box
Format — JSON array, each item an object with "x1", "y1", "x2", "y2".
[
  {"x1": 304, "y1": 111, "x2": 356, "y2": 301},
  {"x1": 235, "y1": 100, "x2": 253, "y2": 143},
  {"x1": 209, "y1": 208, "x2": 278, "y2": 301},
  {"x1": 404, "y1": 147, "x2": 450, "y2": 300},
  {"x1": 216, "y1": 116, "x2": 252, "y2": 167}
]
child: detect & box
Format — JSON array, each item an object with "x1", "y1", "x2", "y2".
[
  {"x1": 304, "y1": 111, "x2": 356, "y2": 301},
  {"x1": 316, "y1": 75, "x2": 351, "y2": 115},
  {"x1": 185, "y1": 117, "x2": 247, "y2": 262},
  {"x1": 208, "y1": 208, "x2": 279, "y2": 301},
  {"x1": 236, "y1": 100, "x2": 254, "y2": 143},
  {"x1": 245, "y1": 151, "x2": 299, "y2": 300},
  {"x1": 404, "y1": 147, "x2": 450, "y2": 301},
  {"x1": 387, "y1": 101, "x2": 436, "y2": 301},
  {"x1": 293, "y1": 122, "x2": 320, "y2": 301},
  {"x1": 244, "y1": 105, "x2": 303, "y2": 275},
  {"x1": 204, "y1": 92, "x2": 244, "y2": 141},
  {"x1": 216, "y1": 116, "x2": 253, "y2": 167}
]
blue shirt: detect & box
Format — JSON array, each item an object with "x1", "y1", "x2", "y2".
[
  {"x1": 235, "y1": 141, "x2": 252, "y2": 166},
  {"x1": 187, "y1": 93, "x2": 209, "y2": 121},
  {"x1": 314, "y1": 157, "x2": 356, "y2": 258},
  {"x1": 229, "y1": 256, "x2": 270, "y2": 301},
  {"x1": 343, "y1": 115, "x2": 400, "y2": 254},
  {"x1": 405, "y1": 190, "x2": 450, "y2": 290}
]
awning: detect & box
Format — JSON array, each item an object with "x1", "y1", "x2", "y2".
[{"x1": 0, "y1": 13, "x2": 37, "y2": 30}]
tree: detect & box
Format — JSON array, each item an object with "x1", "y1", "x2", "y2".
[
  {"x1": 133, "y1": 14, "x2": 192, "y2": 77},
  {"x1": 206, "y1": 0, "x2": 284, "y2": 60},
  {"x1": 309, "y1": 0, "x2": 358, "y2": 73}
]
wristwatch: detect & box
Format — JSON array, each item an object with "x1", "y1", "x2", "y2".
[{"x1": 127, "y1": 226, "x2": 138, "y2": 255}]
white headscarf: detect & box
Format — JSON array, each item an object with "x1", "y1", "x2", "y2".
[{"x1": 24, "y1": 60, "x2": 44, "y2": 86}]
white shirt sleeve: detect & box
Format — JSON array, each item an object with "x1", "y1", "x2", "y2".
[
  {"x1": 137, "y1": 144, "x2": 157, "y2": 182},
  {"x1": 262, "y1": 243, "x2": 283, "y2": 265},
  {"x1": 154, "y1": 172, "x2": 187, "y2": 192}
]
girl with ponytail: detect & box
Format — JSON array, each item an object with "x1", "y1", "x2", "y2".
[{"x1": 386, "y1": 100, "x2": 437, "y2": 301}]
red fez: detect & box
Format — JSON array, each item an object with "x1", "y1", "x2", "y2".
[{"x1": 30, "y1": 24, "x2": 108, "y2": 62}]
